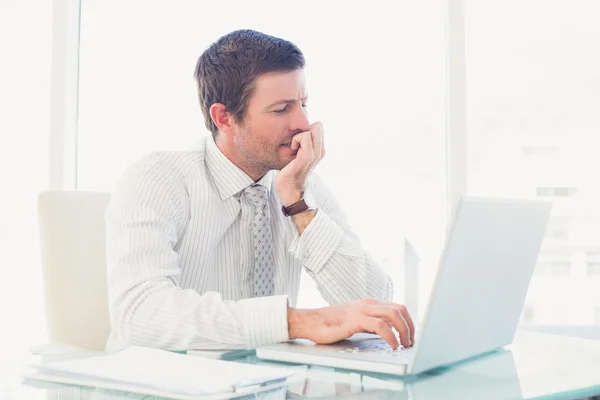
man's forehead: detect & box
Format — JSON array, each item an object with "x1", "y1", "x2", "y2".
[{"x1": 252, "y1": 70, "x2": 307, "y2": 101}]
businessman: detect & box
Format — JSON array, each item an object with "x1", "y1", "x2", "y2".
[{"x1": 105, "y1": 29, "x2": 414, "y2": 352}]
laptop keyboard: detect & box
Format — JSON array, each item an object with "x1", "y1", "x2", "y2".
[
  {"x1": 333, "y1": 330, "x2": 419, "y2": 364},
  {"x1": 336, "y1": 341, "x2": 416, "y2": 363}
]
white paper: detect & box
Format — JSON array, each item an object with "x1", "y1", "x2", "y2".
[{"x1": 28, "y1": 346, "x2": 297, "y2": 397}]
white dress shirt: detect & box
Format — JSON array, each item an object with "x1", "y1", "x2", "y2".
[{"x1": 105, "y1": 136, "x2": 393, "y2": 351}]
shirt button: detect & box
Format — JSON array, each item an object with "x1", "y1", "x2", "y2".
[{"x1": 304, "y1": 250, "x2": 310, "y2": 259}]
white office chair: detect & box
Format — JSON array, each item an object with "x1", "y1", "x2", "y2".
[{"x1": 36, "y1": 191, "x2": 112, "y2": 354}]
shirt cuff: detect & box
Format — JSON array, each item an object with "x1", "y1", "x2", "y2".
[
  {"x1": 288, "y1": 209, "x2": 344, "y2": 274},
  {"x1": 239, "y1": 295, "x2": 290, "y2": 349}
]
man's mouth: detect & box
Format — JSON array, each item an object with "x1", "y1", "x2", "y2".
[{"x1": 280, "y1": 142, "x2": 297, "y2": 154}]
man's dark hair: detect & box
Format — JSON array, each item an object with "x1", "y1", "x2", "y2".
[{"x1": 194, "y1": 29, "x2": 305, "y2": 138}]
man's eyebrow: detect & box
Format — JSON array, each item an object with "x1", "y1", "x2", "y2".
[
  {"x1": 267, "y1": 99, "x2": 296, "y2": 108},
  {"x1": 265, "y1": 96, "x2": 309, "y2": 109}
]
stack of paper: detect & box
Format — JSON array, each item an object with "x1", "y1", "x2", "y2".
[{"x1": 24, "y1": 346, "x2": 301, "y2": 399}]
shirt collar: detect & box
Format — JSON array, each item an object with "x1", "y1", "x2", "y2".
[{"x1": 205, "y1": 136, "x2": 274, "y2": 200}]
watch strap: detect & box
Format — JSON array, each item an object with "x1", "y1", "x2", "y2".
[{"x1": 282, "y1": 198, "x2": 309, "y2": 217}]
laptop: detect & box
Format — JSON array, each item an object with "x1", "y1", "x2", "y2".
[{"x1": 256, "y1": 196, "x2": 552, "y2": 375}]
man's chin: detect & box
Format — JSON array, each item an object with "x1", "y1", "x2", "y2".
[
  {"x1": 275, "y1": 146, "x2": 296, "y2": 167},
  {"x1": 270, "y1": 154, "x2": 295, "y2": 171},
  {"x1": 271, "y1": 159, "x2": 292, "y2": 171}
]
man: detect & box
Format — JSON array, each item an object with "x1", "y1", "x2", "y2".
[{"x1": 105, "y1": 29, "x2": 414, "y2": 352}]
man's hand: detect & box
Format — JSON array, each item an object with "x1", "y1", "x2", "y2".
[
  {"x1": 288, "y1": 298, "x2": 415, "y2": 349},
  {"x1": 275, "y1": 122, "x2": 325, "y2": 206}
]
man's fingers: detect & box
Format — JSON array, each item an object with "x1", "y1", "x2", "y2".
[
  {"x1": 291, "y1": 131, "x2": 314, "y2": 166},
  {"x1": 290, "y1": 134, "x2": 302, "y2": 151},
  {"x1": 309, "y1": 123, "x2": 323, "y2": 164},
  {"x1": 363, "y1": 305, "x2": 411, "y2": 348},
  {"x1": 396, "y1": 304, "x2": 415, "y2": 343},
  {"x1": 361, "y1": 299, "x2": 415, "y2": 345},
  {"x1": 383, "y1": 302, "x2": 415, "y2": 344},
  {"x1": 360, "y1": 317, "x2": 399, "y2": 349}
]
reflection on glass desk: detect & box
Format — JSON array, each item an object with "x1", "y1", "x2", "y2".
[{"x1": 4, "y1": 330, "x2": 600, "y2": 399}]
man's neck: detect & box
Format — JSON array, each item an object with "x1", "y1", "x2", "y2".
[{"x1": 214, "y1": 136, "x2": 266, "y2": 182}]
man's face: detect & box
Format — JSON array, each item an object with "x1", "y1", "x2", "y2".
[{"x1": 233, "y1": 69, "x2": 310, "y2": 172}]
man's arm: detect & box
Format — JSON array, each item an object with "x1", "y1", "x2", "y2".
[
  {"x1": 105, "y1": 154, "x2": 289, "y2": 351},
  {"x1": 276, "y1": 123, "x2": 393, "y2": 305},
  {"x1": 286, "y1": 176, "x2": 394, "y2": 304}
]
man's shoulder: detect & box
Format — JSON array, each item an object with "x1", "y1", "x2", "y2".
[
  {"x1": 132, "y1": 150, "x2": 204, "y2": 175},
  {"x1": 112, "y1": 143, "x2": 207, "y2": 197},
  {"x1": 126, "y1": 140, "x2": 207, "y2": 181}
]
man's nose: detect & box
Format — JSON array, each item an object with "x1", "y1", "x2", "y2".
[{"x1": 290, "y1": 105, "x2": 310, "y2": 132}]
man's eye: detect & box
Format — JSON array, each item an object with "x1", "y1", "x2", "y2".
[{"x1": 273, "y1": 107, "x2": 288, "y2": 114}]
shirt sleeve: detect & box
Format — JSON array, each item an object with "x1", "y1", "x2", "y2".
[
  {"x1": 288, "y1": 175, "x2": 394, "y2": 304},
  {"x1": 105, "y1": 154, "x2": 289, "y2": 351}
]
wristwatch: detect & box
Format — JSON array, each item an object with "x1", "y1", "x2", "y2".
[{"x1": 282, "y1": 192, "x2": 317, "y2": 217}]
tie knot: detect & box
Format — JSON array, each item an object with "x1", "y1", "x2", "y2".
[{"x1": 244, "y1": 184, "x2": 269, "y2": 208}]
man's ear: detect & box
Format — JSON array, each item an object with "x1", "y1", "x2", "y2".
[{"x1": 210, "y1": 103, "x2": 235, "y2": 136}]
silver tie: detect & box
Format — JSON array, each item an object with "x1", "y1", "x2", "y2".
[{"x1": 243, "y1": 184, "x2": 275, "y2": 297}]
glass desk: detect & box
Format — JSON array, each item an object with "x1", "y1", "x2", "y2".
[{"x1": 2, "y1": 330, "x2": 600, "y2": 399}]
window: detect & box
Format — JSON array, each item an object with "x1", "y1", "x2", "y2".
[
  {"x1": 0, "y1": 0, "x2": 52, "y2": 356},
  {"x1": 549, "y1": 262, "x2": 571, "y2": 277},
  {"x1": 521, "y1": 146, "x2": 559, "y2": 157},
  {"x1": 521, "y1": 307, "x2": 536, "y2": 323},
  {"x1": 543, "y1": 217, "x2": 571, "y2": 241},
  {"x1": 594, "y1": 307, "x2": 600, "y2": 324},
  {"x1": 588, "y1": 264, "x2": 600, "y2": 276},
  {"x1": 587, "y1": 253, "x2": 600, "y2": 276},
  {"x1": 536, "y1": 187, "x2": 578, "y2": 198},
  {"x1": 534, "y1": 259, "x2": 572, "y2": 278},
  {"x1": 466, "y1": 0, "x2": 600, "y2": 324},
  {"x1": 76, "y1": 1, "x2": 447, "y2": 313}
]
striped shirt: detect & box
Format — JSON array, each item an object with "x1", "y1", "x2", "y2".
[{"x1": 105, "y1": 135, "x2": 393, "y2": 351}]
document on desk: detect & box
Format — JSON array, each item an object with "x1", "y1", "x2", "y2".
[{"x1": 24, "y1": 345, "x2": 301, "y2": 399}]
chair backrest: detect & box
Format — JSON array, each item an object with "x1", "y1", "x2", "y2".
[{"x1": 37, "y1": 191, "x2": 111, "y2": 351}]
